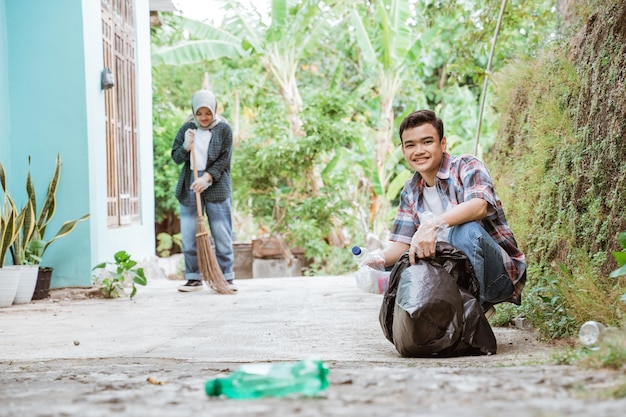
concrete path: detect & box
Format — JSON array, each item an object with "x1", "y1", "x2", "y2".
[{"x1": 1, "y1": 274, "x2": 624, "y2": 416}]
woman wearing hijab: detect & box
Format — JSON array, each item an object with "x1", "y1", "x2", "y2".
[{"x1": 171, "y1": 90, "x2": 235, "y2": 292}]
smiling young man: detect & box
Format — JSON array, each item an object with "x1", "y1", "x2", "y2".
[{"x1": 366, "y1": 110, "x2": 526, "y2": 313}]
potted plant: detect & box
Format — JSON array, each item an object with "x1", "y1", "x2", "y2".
[
  {"x1": 11, "y1": 155, "x2": 89, "y2": 300},
  {"x1": 0, "y1": 163, "x2": 23, "y2": 307},
  {"x1": 9, "y1": 197, "x2": 39, "y2": 304}
]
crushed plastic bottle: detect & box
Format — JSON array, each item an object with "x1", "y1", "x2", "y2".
[{"x1": 205, "y1": 359, "x2": 329, "y2": 399}]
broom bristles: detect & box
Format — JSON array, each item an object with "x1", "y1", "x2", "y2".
[{"x1": 196, "y1": 218, "x2": 235, "y2": 295}]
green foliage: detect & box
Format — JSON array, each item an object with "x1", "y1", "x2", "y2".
[
  {"x1": 578, "y1": 330, "x2": 626, "y2": 371},
  {"x1": 561, "y1": 324, "x2": 626, "y2": 375},
  {"x1": 156, "y1": 232, "x2": 182, "y2": 257},
  {"x1": 232, "y1": 89, "x2": 365, "y2": 272},
  {"x1": 488, "y1": 302, "x2": 522, "y2": 328},
  {"x1": 0, "y1": 163, "x2": 21, "y2": 268},
  {"x1": 152, "y1": 15, "x2": 246, "y2": 65},
  {"x1": 489, "y1": 0, "x2": 626, "y2": 339},
  {"x1": 609, "y1": 232, "x2": 626, "y2": 278},
  {"x1": 10, "y1": 197, "x2": 36, "y2": 265},
  {"x1": 2, "y1": 156, "x2": 89, "y2": 266},
  {"x1": 525, "y1": 274, "x2": 578, "y2": 339},
  {"x1": 92, "y1": 251, "x2": 147, "y2": 299},
  {"x1": 551, "y1": 345, "x2": 581, "y2": 366},
  {"x1": 152, "y1": 97, "x2": 188, "y2": 224},
  {"x1": 553, "y1": 340, "x2": 626, "y2": 398},
  {"x1": 609, "y1": 231, "x2": 626, "y2": 304},
  {"x1": 151, "y1": 0, "x2": 562, "y2": 274},
  {"x1": 30, "y1": 156, "x2": 90, "y2": 264}
]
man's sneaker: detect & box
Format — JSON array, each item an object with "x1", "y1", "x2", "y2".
[
  {"x1": 178, "y1": 280, "x2": 203, "y2": 292},
  {"x1": 227, "y1": 281, "x2": 238, "y2": 292},
  {"x1": 484, "y1": 306, "x2": 496, "y2": 321}
]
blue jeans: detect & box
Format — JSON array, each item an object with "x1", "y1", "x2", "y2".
[
  {"x1": 448, "y1": 221, "x2": 513, "y2": 309},
  {"x1": 179, "y1": 191, "x2": 235, "y2": 282}
]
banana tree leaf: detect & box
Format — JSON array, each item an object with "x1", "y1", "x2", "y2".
[
  {"x1": 372, "y1": 170, "x2": 384, "y2": 197},
  {"x1": 375, "y1": 1, "x2": 392, "y2": 67},
  {"x1": 152, "y1": 40, "x2": 244, "y2": 65},
  {"x1": 225, "y1": 11, "x2": 265, "y2": 53},
  {"x1": 270, "y1": 0, "x2": 289, "y2": 34},
  {"x1": 379, "y1": 0, "x2": 412, "y2": 62},
  {"x1": 386, "y1": 169, "x2": 412, "y2": 201},
  {"x1": 178, "y1": 16, "x2": 243, "y2": 48},
  {"x1": 321, "y1": 151, "x2": 342, "y2": 178},
  {"x1": 383, "y1": 147, "x2": 405, "y2": 180},
  {"x1": 350, "y1": 9, "x2": 380, "y2": 71}
]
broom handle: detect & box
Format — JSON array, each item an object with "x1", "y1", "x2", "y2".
[{"x1": 190, "y1": 137, "x2": 203, "y2": 217}]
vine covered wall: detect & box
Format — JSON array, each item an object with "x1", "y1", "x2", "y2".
[{"x1": 489, "y1": 0, "x2": 626, "y2": 332}]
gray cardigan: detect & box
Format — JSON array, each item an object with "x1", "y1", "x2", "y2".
[{"x1": 171, "y1": 120, "x2": 233, "y2": 206}]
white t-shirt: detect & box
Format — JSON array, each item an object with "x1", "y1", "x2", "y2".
[
  {"x1": 423, "y1": 185, "x2": 445, "y2": 215},
  {"x1": 191, "y1": 129, "x2": 212, "y2": 171},
  {"x1": 423, "y1": 185, "x2": 449, "y2": 242}
]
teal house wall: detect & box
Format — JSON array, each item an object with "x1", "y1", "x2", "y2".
[
  {"x1": 0, "y1": 1, "x2": 9, "y2": 169},
  {"x1": 0, "y1": 0, "x2": 155, "y2": 288}
]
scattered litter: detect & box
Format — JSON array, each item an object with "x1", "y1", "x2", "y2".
[
  {"x1": 146, "y1": 376, "x2": 167, "y2": 385},
  {"x1": 205, "y1": 359, "x2": 329, "y2": 399}
]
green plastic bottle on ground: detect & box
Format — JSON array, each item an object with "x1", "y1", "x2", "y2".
[{"x1": 205, "y1": 359, "x2": 329, "y2": 399}]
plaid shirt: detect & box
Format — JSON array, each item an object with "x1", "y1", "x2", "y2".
[
  {"x1": 390, "y1": 152, "x2": 526, "y2": 304},
  {"x1": 172, "y1": 120, "x2": 233, "y2": 206}
]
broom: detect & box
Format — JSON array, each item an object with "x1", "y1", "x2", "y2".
[{"x1": 191, "y1": 146, "x2": 235, "y2": 295}]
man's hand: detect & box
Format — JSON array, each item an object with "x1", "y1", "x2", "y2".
[
  {"x1": 409, "y1": 212, "x2": 448, "y2": 264},
  {"x1": 191, "y1": 173, "x2": 212, "y2": 193},
  {"x1": 183, "y1": 129, "x2": 194, "y2": 151}
]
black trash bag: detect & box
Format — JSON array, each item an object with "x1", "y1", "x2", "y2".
[{"x1": 379, "y1": 242, "x2": 496, "y2": 357}]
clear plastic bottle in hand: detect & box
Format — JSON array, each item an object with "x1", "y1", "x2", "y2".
[
  {"x1": 205, "y1": 359, "x2": 329, "y2": 399},
  {"x1": 351, "y1": 246, "x2": 390, "y2": 294},
  {"x1": 351, "y1": 246, "x2": 368, "y2": 263}
]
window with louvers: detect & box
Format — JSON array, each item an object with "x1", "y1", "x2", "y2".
[{"x1": 101, "y1": 0, "x2": 140, "y2": 227}]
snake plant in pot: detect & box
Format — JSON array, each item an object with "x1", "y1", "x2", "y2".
[
  {"x1": 10, "y1": 155, "x2": 89, "y2": 299},
  {"x1": 8, "y1": 195, "x2": 39, "y2": 304},
  {"x1": 0, "y1": 163, "x2": 23, "y2": 307}
]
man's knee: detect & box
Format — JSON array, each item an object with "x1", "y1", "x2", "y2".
[
  {"x1": 448, "y1": 221, "x2": 483, "y2": 248},
  {"x1": 484, "y1": 274, "x2": 514, "y2": 304}
]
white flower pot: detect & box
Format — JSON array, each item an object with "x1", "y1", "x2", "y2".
[
  {"x1": 0, "y1": 266, "x2": 21, "y2": 308},
  {"x1": 13, "y1": 265, "x2": 39, "y2": 304}
]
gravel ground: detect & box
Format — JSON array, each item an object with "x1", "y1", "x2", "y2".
[
  {"x1": 2, "y1": 358, "x2": 625, "y2": 417},
  {"x1": 1, "y1": 270, "x2": 624, "y2": 417}
]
